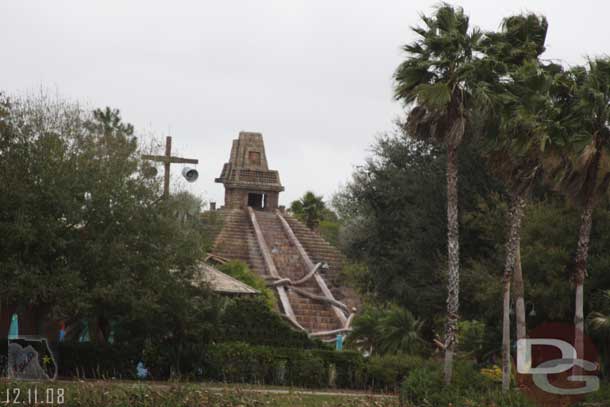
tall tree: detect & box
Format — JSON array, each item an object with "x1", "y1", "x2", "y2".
[
  {"x1": 481, "y1": 14, "x2": 550, "y2": 390},
  {"x1": 333, "y1": 129, "x2": 501, "y2": 320},
  {"x1": 290, "y1": 191, "x2": 327, "y2": 230},
  {"x1": 394, "y1": 4, "x2": 487, "y2": 383},
  {"x1": 0, "y1": 95, "x2": 211, "y2": 359},
  {"x1": 546, "y1": 59, "x2": 610, "y2": 360}
]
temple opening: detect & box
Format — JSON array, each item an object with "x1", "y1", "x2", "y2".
[{"x1": 247, "y1": 193, "x2": 266, "y2": 209}]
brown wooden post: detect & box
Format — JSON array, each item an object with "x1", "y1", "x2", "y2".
[
  {"x1": 164, "y1": 136, "x2": 172, "y2": 198},
  {"x1": 142, "y1": 136, "x2": 198, "y2": 198}
]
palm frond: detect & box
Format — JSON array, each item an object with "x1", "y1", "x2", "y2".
[
  {"x1": 394, "y1": 3, "x2": 484, "y2": 148},
  {"x1": 414, "y1": 83, "x2": 451, "y2": 110},
  {"x1": 542, "y1": 57, "x2": 610, "y2": 205},
  {"x1": 588, "y1": 312, "x2": 610, "y2": 333}
]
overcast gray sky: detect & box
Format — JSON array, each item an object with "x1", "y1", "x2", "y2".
[{"x1": 1, "y1": 1, "x2": 608, "y2": 206}]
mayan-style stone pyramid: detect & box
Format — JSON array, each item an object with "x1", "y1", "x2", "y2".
[
  {"x1": 215, "y1": 132, "x2": 284, "y2": 211},
  {"x1": 212, "y1": 132, "x2": 359, "y2": 339}
]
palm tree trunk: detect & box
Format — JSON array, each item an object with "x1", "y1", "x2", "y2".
[
  {"x1": 444, "y1": 145, "x2": 460, "y2": 385},
  {"x1": 513, "y1": 244, "x2": 526, "y2": 341},
  {"x1": 574, "y1": 193, "x2": 594, "y2": 363},
  {"x1": 502, "y1": 195, "x2": 525, "y2": 392}
]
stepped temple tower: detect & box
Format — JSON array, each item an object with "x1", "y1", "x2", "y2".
[
  {"x1": 210, "y1": 132, "x2": 359, "y2": 340},
  {"x1": 215, "y1": 132, "x2": 284, "y2": 211}
]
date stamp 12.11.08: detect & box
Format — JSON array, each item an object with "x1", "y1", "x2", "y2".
[{"x1": 3, "y1": 387, "x2": 65, "y2": 405}]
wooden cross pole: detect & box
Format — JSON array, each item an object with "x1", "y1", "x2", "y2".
[{"x1": 142, "y1": 136, "x2": 199, "y2": 198}]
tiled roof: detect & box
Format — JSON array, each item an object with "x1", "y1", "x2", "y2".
[
  {"x1": 193, "y1": 263, "x2": 260, "y2": 295},
  {"x1": 215, "y1": 164, "x2": 283, "y2": 191}
]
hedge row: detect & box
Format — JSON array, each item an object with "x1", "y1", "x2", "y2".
[
  {"x1": 0, "y1": 338, "x2": 425, "y2": 391},
  {"x1": 56, "y1": 342, "x2": 138, "y2": 379},
  {"x1": 201, "y1": 343, "x2": 366, "y2": 388},
  {"x1": 0, "y1": 339, "x2": 137, "y2": 380},
  {"x1": 53, "y1": 341, "x2": 423, "y2": 391}
]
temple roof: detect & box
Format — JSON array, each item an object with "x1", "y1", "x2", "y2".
[
  {"x1": 215, "y1": 132, "x2": 284, "y2": 192},
  {"x1": 193, "y1": 263, "x2": 259, "y2": 295}
]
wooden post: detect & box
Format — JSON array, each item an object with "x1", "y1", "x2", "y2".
[
  {"x1": 163, "y1": 136, "x2": 172, "y2": 198},
  {"x1": 142, "y1": 136, "x2": 199, "y2": 198}
]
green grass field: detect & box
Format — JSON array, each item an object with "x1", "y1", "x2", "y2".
[{"x1": 0, "y1": 380, "x2": 399, "y2": 406}]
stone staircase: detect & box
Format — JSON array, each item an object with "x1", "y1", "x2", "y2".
[
  {"x1": 253, "y1": 211, "x2": 341, "y2": 333},
  {"x1": 211, "y1": 208, "x2": 345, "y2": 334},
  {"x1": 284, "y1": 215, "x2": 360, "y2": 311},
  {"x1": 212, "y1": 209, "x2": 266, "y2": 277}
]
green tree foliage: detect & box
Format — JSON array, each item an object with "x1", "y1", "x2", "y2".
[
  {"x1": 588, "y1": 290, "x2": 610, "y2": 375},
  {"x1": 138, "y1": 281, "x2": 222, "y2": 377},
  {"x1": 334, "y1": 129, "x2": 500, "y2": 320},
  {"x1": 349, "y1": 303, "x2": 425, "y2": 356},
  {"x1": 336, "y1": 125, "x2": 610, "y2": 363},
  {"x1": 199, "y1": 207, "x2": 225, "y2": 254},
  {"x1": 218, "y1": 261, "x2": 276, "y2": 309},
  {"x1": 546, "y1": 59, "x2": 610, "y2": 209},
  {"x1": 0, "y1": 94, "x2": 215, "y2": 375},
  {"x1": 290, "y1": 191, "x2": 330, "y2": 230},
  {"x1": 290, "y1": 191, "x2": 342, "y2": 246},
  {"x1": 457, "y1": 320, "x2": 488, "y2": 362},
  {"x1": 317, "y1": 219, "x2": 340, "y2": 247},
  {"x1": 0, "y1": 95, "x2": 89, "y2": 314},
  {"x1": 217, "y1": 296, "x2": 318, "y2": 349},
  {"x1": 339, "y1": 262, "x2": 374, "y2": 298}
]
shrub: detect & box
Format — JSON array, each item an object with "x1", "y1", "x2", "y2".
[
  {"x1": 218, "y1": 261, "x2": 276, "y2": 308},
  {"x1": 399, "y1": 360, "x2": 534, "y2": 407},
  {"x1": 218, "y1": 296, "x2": 323, "y2": 349},
  {"x1": 319, "y1": 219, "x2": 340, "y2": 246},
  {"x1": 286, "y1": 351, "x2": 327, "y2": 388},
  {"x1": 458, "y1": 320, "x2": 487, "y2": 361},
  {"x1": 400, "y1": 363, "x2": 442, "y2": 406},
  {"x1": 203, "y1": 342, "x2": 275, "y2": 384},
  {"x1": 202, "y1": 343, "x2": 365, "y2": 389},
  {"x1": 480, "y1": 365, "x2": 502, "y2": 382},
  {"x1": 367, "y1": 354, "x2": 426, "y2": 392},
  {"x1": 583, "y1": 379, "x2": 610, "y2": 404},
  {"x1": 451, "y1": 360, "x2": 496, "y2": 394},
  {"x1": 57, "y1": 342, "x2": 139, "y2": 379},
  {"x1": 311, "y1": 349, "x2": 367, "y2": 389},
  {"x1": 349, "y1": 304, "x2": 427, "y2": 356}
]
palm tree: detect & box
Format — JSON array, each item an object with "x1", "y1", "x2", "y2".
[
  {"x1": 513, "y1": 247, "x2": 526, "y2": 339},
  {"x1": 546, "y1": 59, "x2": 610, "y2": 360},
  {"x1": 394, "y1": 4, "x2": 487, "y2": 384},
  {"x1": 377, "y1": 305, "x2": 425, "y2": 355},
  {"x1": 481, "y1": 14, "x2": 550, "y2": 391},
  {"x1": 290, "y1": 191, "x2": 326, "y2": 230},
  {"x1": 350, "y1": 304, "x2": 424, "y2": 355}
]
